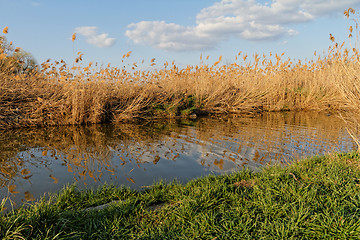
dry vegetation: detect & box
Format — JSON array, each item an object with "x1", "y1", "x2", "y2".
[{"x1": 1, "y1": 8, "x2": 360, "y2": 131}]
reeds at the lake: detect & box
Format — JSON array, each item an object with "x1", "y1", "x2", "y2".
[{"x1": 1, "y1": 8, "x2": 360, "y2": 130}]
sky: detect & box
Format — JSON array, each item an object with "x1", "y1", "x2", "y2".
[{"x1": 2, "y1": 0, "x2": 360, "y2": 69}]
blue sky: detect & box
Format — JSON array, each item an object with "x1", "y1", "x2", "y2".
[{"x1": 2, "y1": 0, "x2": 360, "y2": 69}]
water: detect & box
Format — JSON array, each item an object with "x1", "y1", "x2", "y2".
[{"x1": 0, "y1": 112, "x2": 357, "y2": 209}]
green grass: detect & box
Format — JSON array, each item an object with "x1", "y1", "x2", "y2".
[{"x1": 2, "y1": 152, "x2": 360, "y2": 239}]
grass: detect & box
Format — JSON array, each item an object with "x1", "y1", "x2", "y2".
[
  {"x1": 1, "y1": 151, "x2": 360, "y2": 239},
  {"x1": 0, "y1": 9, "x2": 360, "y2": 131}
]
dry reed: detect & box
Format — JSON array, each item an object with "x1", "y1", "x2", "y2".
[{"x1": 0, "y1": 9, "x2": 360, "y2": 132}]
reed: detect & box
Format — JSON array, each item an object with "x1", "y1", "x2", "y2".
[{"x1": 1, "y1": 9, "x2": 360, "y2": 131}]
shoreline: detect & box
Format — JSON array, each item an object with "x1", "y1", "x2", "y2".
[{"x1": 0, "y1": 108, "x2": 348, "y2": 131}]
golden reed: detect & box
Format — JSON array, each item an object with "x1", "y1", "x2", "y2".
[{"x1": 0, "y1": 8, "x2": 360, "y2": 132}]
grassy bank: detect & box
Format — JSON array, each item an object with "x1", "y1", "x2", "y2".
[
  {"x1": 2, "y1": 151, "x2": 360, "y2": 239},
  {"x1": 1, "y1": 9, "x2": 360, "y2": 130}
]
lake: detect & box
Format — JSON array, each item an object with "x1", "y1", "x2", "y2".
[{"x1": 0, "y1": 111, "x2": 357, "y2": 209}]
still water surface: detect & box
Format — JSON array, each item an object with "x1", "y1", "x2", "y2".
[{"x1": 0, "y1": 112, "x2": 357, "y2": 208}]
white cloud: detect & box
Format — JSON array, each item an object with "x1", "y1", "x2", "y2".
[
  {"x1": 125, "y1": 0, "x2": 360, "y2": 51},
  {"x1": 126, "y1": 21, "x2": 219, "y2": 51},
  {"x1": 75, "y1": 26, "x2": 116, "y2": 48}
]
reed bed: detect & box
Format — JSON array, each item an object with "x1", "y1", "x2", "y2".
[{"x1": 1, "y1": 9, "x2": 360, "y2": 130}]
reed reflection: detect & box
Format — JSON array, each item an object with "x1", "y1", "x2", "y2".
[{"x1": 0, "y1": 111, "x2": 357, "y2": 207}]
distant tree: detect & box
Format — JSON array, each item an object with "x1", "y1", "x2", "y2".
[
  {"x1": 0, "y1": 35, "x2": 13, "y2": 54},
  {"x1": 0, "y1": 36, "x2": 37, "y2": 74},
  {"x1": 12, "y1": 50, "x2": 38, "y2": 72}
]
